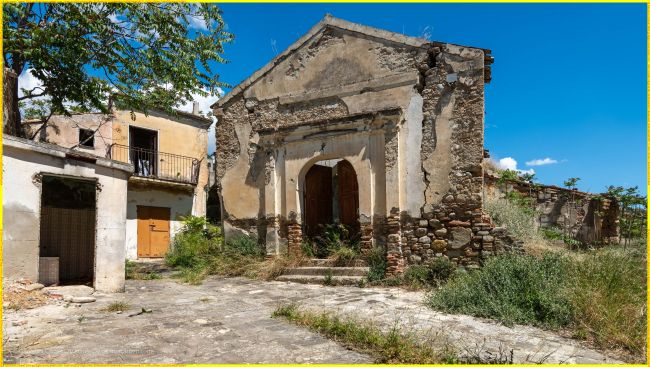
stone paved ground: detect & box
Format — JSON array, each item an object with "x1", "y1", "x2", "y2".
[{"x1": 3, "y1": 277, "x2": 624, "y2": 364}]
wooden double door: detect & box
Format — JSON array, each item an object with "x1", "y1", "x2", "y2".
[
  {"x1": 137, "y1": 206, "x2": 171, "y2": 258},
  {"x1": 304, "y1": 160, "x2": 359, "y2": 237}
]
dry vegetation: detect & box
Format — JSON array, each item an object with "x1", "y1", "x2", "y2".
[{"x1": 431, "y1": 196, "x2": 648, "y2": 362}]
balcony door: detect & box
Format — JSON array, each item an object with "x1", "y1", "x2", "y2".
[{"x1": 129, "y1": 126, "x2": 158, "y2": 177}]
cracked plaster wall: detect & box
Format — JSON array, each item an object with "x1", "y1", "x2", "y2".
[{"x1": 215, "y1": 24, "x2": 493, "y2": 267}]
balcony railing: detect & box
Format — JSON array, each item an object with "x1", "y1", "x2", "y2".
[{"x1": 108, "y1": 144, "x2": 199, "y2": 185}]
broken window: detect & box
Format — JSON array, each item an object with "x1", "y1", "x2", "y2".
[{"x1": 79, "y1": 128, "x2": 95, "y2": 148}]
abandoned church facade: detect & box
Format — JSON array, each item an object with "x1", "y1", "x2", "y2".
[{"x1": 213, "y1": 16, "x2": 514, "y2": 274}]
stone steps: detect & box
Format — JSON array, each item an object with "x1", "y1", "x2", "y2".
[
  {"x1": 275, "y1": 274, "x2": 365, "y2": 286},
  {"x1": 301, "y1": 258, "x2": 368, "y2": 267},
  {"x1": 276, "y1": 260, "x2": 370, "y2": 285},
  {"x1": 282, "y1": 266, "x2": 369, "y2": 276}
]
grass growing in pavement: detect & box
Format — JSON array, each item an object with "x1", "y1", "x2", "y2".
[
  {"x1": 272, "y1": 304, "x2": 459, "y2": 364},
  {"x1": 102, "y1": 301, "x2": 130, "y2": 312}
]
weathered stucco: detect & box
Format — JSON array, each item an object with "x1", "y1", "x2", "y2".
[
  {"x1": 2, "y1": 135, "x2": 132, "y2": 292},
  {"x1": 214, "y1": 15, "x2": 499, "y2": 272},
  {"x1": 24, "y1": 113, "x2": 115, "y2": 157}
]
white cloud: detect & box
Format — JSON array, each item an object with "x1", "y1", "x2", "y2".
[
  {"x1": 18, "y1": 69, "x2": 45, "y2": 99},
  {"x1": 525, "y1": 157, "x2": 558, "y2": 166},
  {"x1": 187, "y1": 15, "x2": 208, "y2": 31},
  {"x1": 495, "y1": 157, "x2": 535, "y2": 175}
]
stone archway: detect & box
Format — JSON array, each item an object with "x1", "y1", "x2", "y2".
[{"x1": 303, "y1": 159, "x2": 359, "y2": 238}]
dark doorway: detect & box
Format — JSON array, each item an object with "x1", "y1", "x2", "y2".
[
  {"x1": 39, "y1": 175, "x2": 96, "y2": 285},
  {"x1": 304, "y1": 160, "x2": 360, "y2": 238},
  {"x1": 337, "y1": 160, "x2": 360, "y2": 234},
  {"x1": 305, "y1": 164, "x2": 333, "y2": 237},
  {"x1": 129, "y1": 126, "x2": 158, "y2": 177}
]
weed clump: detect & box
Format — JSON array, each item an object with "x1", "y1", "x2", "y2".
[
  {"x1": 165, "y1": 216, "x2": 298, "y2": 284},
  {"x1": 427, "y1": 252, "x2": 572, "y2": 328},
  {"x1": 102, "y1": 301, "x2": 130, "y2": 312},
  {"x1": 366, "y1": 245, "x2": 387, "y2": 282}
]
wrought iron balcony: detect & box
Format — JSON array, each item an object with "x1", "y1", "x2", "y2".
[{"x1": 108, "y1": 144, "x2": 199, "y2": 185}]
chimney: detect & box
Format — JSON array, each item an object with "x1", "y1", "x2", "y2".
[{"x1": 192, "y1": 101, "x2": 200, "y2": 115}]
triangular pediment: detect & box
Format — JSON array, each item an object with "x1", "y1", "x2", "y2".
[{"x1": 214, "y1": 15, "x2": 430, "y2": 108}]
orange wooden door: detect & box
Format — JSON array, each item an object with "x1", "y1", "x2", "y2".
[{"x1": 137, "y1": 206, "x2": 171, "y2": 258}]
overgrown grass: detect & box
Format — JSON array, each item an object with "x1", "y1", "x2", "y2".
[
  {"x1": 165, "y1": 216, "x2": 300, "y2": 284},
  {"x1": 366, "y1": 245, "x2": 387, "y2": 282},
  {"x1": 272, "y1": 304, "x2": 458, "y2": 363},
  {"x1": 484, "y1": 197, "x2": 544, "y2": 246},
  {"x1": 427, "y1": 252, "x2": 573, "y2": 328},
  {"x1": 427, "y1": 246, "x2": 647, "y2": 361},
  {"x1": 568, "y1": 246, "x2": 647, "y2": 357},
  {"x1": 303, "y1": 224, "x2": 361, "y2": 259}
]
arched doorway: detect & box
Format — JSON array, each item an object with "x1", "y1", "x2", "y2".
[{"x1": 304, "y1": 159, "x2": 359, "y2": 238}]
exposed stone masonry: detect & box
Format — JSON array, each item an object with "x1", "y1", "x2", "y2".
[{"x1": 213, "y1": 15, "x2": 520, "y2": 275}]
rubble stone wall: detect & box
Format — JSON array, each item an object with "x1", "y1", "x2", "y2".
[{"x1": 484, "y1": 175, "x2": 619, "y2": 245}]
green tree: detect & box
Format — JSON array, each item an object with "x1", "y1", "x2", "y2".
[
  {"x1": 3, "y1": 3, "x2": 233, "y2": 137},
  {"x1": 607, "y1": 185, "x2": 647, "y2": 246},
  {"x1": 497, "y1": 169, "x2": 519, "y2": 196},
  {"x1": 562, "y1": 177, "x2": 581, "y2": 237}
]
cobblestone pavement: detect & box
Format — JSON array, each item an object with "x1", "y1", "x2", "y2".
[{"x1": 3, "y1": 277, "x2": 623, "y2": 364}]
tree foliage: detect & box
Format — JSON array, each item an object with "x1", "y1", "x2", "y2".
[
  {"x1": 606, "y1": 185, "x2": 647, "y2": 243},
  {"x1": 3, "y1": 3, "x2": 233, "y2": 136}
]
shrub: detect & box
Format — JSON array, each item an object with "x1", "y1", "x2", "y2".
[
  {"x1": 403, "y1": 265, "x2": 430, "y2": 288},
  {"x1": 541, "y1": 227, "x2": 584, "y2": 249},
  {"x1": 427, "y1": 252, "x2": 573, "y2": 328},
  {"x1": 311, "y1": 223, "x2": 360, "y2": 258},
  {"x1": 366, "y1": 245, "x2": 387, "y2": 282},
  {"x1": 165, "y1": 216, "x2": 222, "y2": 269},
  {"x1": 427, "y1": 257, "x2": 456, "y2": 287},
  {"x1": 402, "y1": 258, "x2": 456, "y2": 289},
  {"x1": 300, "y1": 240, "x2": 316, "y2": 258},
  {"x1": 330, "y1": 246, "x2": 358, "y2": 266},
  {"x1": 225, "y1": 234, "x2": 264, "y2": 258}
]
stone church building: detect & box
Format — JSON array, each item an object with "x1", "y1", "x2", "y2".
[{"x1": 212, "y1": 15, "x2": 516, "y2": 275}]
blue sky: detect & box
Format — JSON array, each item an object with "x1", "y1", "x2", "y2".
[{"x1": 212, "y1": 3, "x2": 647, "y2": 194}]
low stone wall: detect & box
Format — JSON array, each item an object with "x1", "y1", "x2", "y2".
[
  {"x1": 484, "y1": 174, "x2": 619, "y2": 245},
  {"x1": 385, "y1": 211, "x2": 523, "y2": 276}
]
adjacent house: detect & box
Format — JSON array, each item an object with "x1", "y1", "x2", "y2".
[
  {"x1": 3, "y1": 134, "x2": 132, "y2": 292},
  {"x1": 3, "y1": 102, "x2": 211, "y2": 292}
]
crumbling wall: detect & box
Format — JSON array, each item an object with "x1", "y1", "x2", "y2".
[
  {"x1": 385, "y1": 43, "x2": 510, "y2": 274},
  {"x1": 484, "y1": 174, "x2": 619, "y2": 245},
  {"x1": 214, "y1": 17, "x2": 513, "y2": 273}
]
